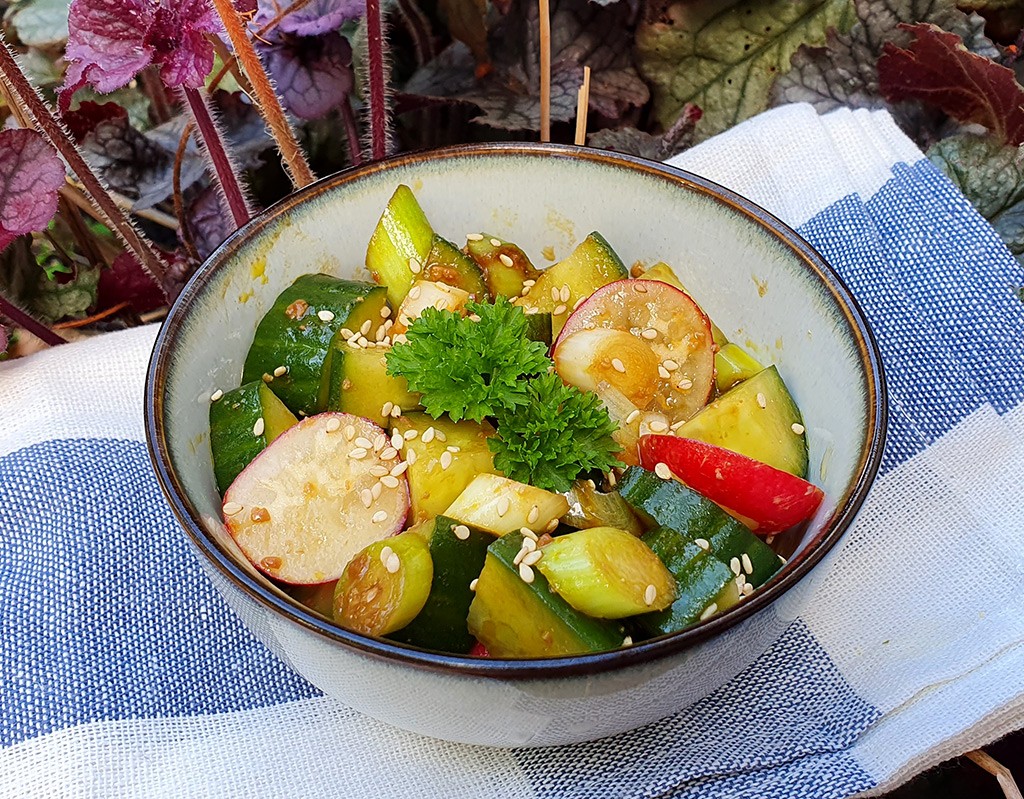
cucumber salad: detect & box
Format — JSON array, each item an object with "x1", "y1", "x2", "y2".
[{"x1": 209, "y1": 185, "x2": 825, "y2": 658}]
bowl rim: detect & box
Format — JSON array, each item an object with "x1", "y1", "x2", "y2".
[{"x1": 145, "y1": 141, "x2": 887, "y2": 679}]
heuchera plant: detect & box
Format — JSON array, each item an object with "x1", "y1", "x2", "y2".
[{"x1": 1, "y1": 0, "x2": 1022, "y2": 358}]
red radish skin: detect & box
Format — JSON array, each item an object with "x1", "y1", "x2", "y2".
[
  {"x1": 223, "y1": 412, "x2": 409, "y2": 584},
  {"x1": 469, "y1": 641, "x2": 490, "y2": 658},
  {"x1": 638, "y1": 435, "x2": 824, "y2": 533}
]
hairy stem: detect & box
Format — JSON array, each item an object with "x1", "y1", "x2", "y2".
[
  {"x1": 395, "y1": 0, "x2": 435, "y2": 67},
  {"x1": 341, "y1": 95, "x2": 363, "y2": 167},
  {"x1": 365, "y1": 0, "x2": 391, "y2": 161},
  {"x1": 210, "y1": 0, "x2": 317, "y2": 189},
  {"x1": 0, "y1": 38, "x2": 168, "y2": 296},
  {"x1": 0, "y1": 293, "x2": 66, "y2": 346},
  {"x1": 181, "y1": 87, "x2": 251, "y2": 230},
  {"x1": 173, "y1": 121, "x2": 202, "y2": 265}
]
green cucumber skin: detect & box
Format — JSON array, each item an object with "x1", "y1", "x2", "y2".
[
  {"x1": 487, "y1": 533, "x2": 623, "y2": 652},
  {"x1": 523, "y1": 312, "x2": 553, "y2": 347},
  {"x1": 388, "y1": 516, "x2": 490, "y2": 653},
  {"x1": 618, "y1": 467, "x2": 781, "y2": 588},
  {"x1": 366, "y1": 185, "x2": 435, "y2": 307},
  {"x1": 242, "y1": 275, "x2": 386, "y2": 417},
  {"x1": 209, "y1": 382, "x2": 268, "y2": 495},
  {"x1": 424, "y1": 236, "x2": 489, "y2": 300}
]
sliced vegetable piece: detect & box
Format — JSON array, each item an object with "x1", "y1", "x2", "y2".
[
  {"x1": 242, "y1": 274, "x2": 388, "y2": 417},
  {"x1": 287, "y1": 580, "x2": 337, "y2": 618},
  {"x1": 366, "y1": 184, "x2": 435, "y2": 307},
  {"x1": 388, "y1": 516, "x2": 491, "y2": 653},
  {"x1": 560, "y1": 478, "x2": 645, "y2": 536},
  {"x1": 676, "y1": 365, "x2": 809, "y2": 477},
  {"x1": 518, "y1": 232, "x2": 628, "y2": 337},
  {"x1": 422, "y1": 236, "x2": 489, "y2": 300},
  {"x1": 715, "y1": 343, "x2": 763, "y2": 392},
  {"x1": 467, "y1": 532, "x2": 623, "y2": 657},
  {"x1": 333, "y1": 531, "x2": 433, "y2": 636},
  {"x1": 390, "y1": 412, "x2": 498, "y2": 523},
  {"x1": 535, "y1": 526, "x2": 675, "y2": 618},
  {"x1": 635, "y1": 526, "x2": 739, "y2": 635},
  {"x1": 638, "y1": 435, "x2": 823, "y2": 533},
  {"x1": 444, "y1": 473, "x2": 569, "y2": 536},
  {"x1": 640, "y1": 262, "x2": 727, "y2": 347},
  {"x1": 210, "y1": 381, "x2": 297, "y2": 494},
  {"x1": 326, "y1": 344, "x2": 420, "y2": 426},
  {"x1": 523, "y1": 311, "x2": 552, "y2": 347},
  {"x1": 223, "y1": 413, "x2": 409, "y2": 584},
  {"x1": 391, "y1": 280, "x2": 471, "y2": 336},
  {"x1": 465, "y1": 234, "x2": 541, "y2": 299}
]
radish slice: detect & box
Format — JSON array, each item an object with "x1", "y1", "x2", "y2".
[{"x1": 222, "y1": 412, "x2": 409, "y2": 584}]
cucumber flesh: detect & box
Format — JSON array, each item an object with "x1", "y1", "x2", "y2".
[
  {"x1": 333, "y1": 531, "x2": 433, "y2": 636},
  {"x1": 467, "y1": 532, "x2": 623, "y2": 657},
  {"x1": 210, "y1": 381, "x2": 297, "y2": 495},
  {"x1": 242, "y1": 274, "x2": 388, "y2": 417},
  {"x1": 523, "y1": 312, "x2": 552, "y2": 347},
  {"x1": 326, "y1": 345, "x2": 420, "y2": 427},
  {"x1": 423, "y1": 236, "x2": 489, "y2": 301},
  {"x1": 388, "y1": 516, "x2": 491, "y2": 653},
  {"x1": 366, "y1": 185, "x2": 435, "y2": 307},
  {"x1": 715, "y1": 343, "x2": 763, "y2": 392},
  {"x1": 465, "y1": 234, "x2": 540, "y2": 299},
  {"x1": 444, "y1": 473, "x2": 569, "y2": 536},
  {"x1": 677, "y1": 365, "x2": 808, "y2": 477},
  {"x1": 560, "y1": 479, "x2": 645, "y2": 536},
  {"x1": 535, "y1": 526, "x2": 676, "y2": 618}
]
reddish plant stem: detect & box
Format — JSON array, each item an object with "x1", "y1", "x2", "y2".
[
  {"x1": 181, "y1": 87, "x2": 251, "y2": 230},
  {"x1": 173, "y1": 121, "x2": 202, "y2": 265},
  {"x1": 395, "y1": 0, "x2": 435, "y2": 67},
  {"x1": 365, "y1": 0, "x2": 389, "y2": 161},
  {"x1": 140, "y1": 66, "x2": 174, "y2": 124},
  {"x1": 341, "y1": 95, "x2": 363, "y2": 167},
  {"x1": 0, "y1": 40, "x2": 168, "y2": 296},
  {"x1": 0, "y1": 293, "x2": 66, "y2": 346}
]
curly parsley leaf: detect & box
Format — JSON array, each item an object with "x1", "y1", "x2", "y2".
[
  {"x1": 490, "y1": 372, "x2": 622, "y2": 492},
  {"x1": 385, "y1": 296, "x2": 550, "y2": 422}
]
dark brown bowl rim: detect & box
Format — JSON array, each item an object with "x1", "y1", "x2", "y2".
[{"x1": 145, "y1": 142, "x2": 887, "y2": 680}]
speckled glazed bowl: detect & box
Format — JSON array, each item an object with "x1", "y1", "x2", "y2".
[{"x1": 145, "y1": 143, "x2": 886, "y2": 747}]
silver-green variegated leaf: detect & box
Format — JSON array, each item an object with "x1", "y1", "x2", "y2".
[{"x1": 4, "y1": 0, "x2": 71, "y2": 48}]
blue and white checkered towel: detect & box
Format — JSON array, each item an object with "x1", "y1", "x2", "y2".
[{"x1": 2, "y1": 104, "x2": 1023, "y2": 798}]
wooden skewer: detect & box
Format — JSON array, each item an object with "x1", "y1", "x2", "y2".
[
  {"x1": 966, "y1": 750, "x2": 1023, "y2": 799},
  {"x1": 539, "y1": 0, "x2": 551, "y2": 142},
  {"x1": 574, "y1": 66, "x2": 591, "y2": 146}
]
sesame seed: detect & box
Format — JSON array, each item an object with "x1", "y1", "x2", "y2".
[
  {"x1": 253, "y1": 418, "x2": 265, "y2": 437},
  {"x1": 499, "y1": 253, "x2": 514, "y2": 267},
  {"x1": 792, "y1": 423, "x2": 805, "y2": 435},
  {"x1": 369, "y1": 465, "x2": 389, "y2": 477},
  {"x1": 434, "y1": 429, "x2": 447, "y2": 442},
  {"x1": 519, "y1": 563, "x2": 535, "y2": 583},
  {"x1": 756, "y1": 392, "x2": 767, "y2": 409},
  {"x1": 608, "y1": 471, "x2": 618, "y2": 487},
  {"x1": 391, "y1": 431, "x2": 404, "y2": 449},
  {"x1": 736, "y1": 574, "x2": 747, "y2": 590},
  {"x1": 649, "y1": 420, "x2": 669, "y2": 433},
  {"x1": 664, "y1": 359, "x2": 680, "y2": 371},
  {"x1": 523, "y1": 279, "x2": 536, "y2": 287},
  {"x1": 520, "y1": 527, "x2": 538, "y2": 541},
  {"x1": 325, "y1": 417, "x2": 342, "y2": 433},
  {"x1": 222, "y1": 501, "x2": 243, "y2": 516},
  {"x1": 440, "y1": 451, "x2": 453, "y2": 470},
  {"x1": 560, "y1": 285, "x2": 571, "y2": 303},
  {"x1": 527, "y1": 505, "x2": 540, "y2": 525},
  {"x1": 520, "y1": 537, "x2": 537, "y2": 552},
  {"x1": 380, "y1": 545, "x2": 394, "y2": 564},
  {"x1": 522, "y1": 550, "x2": 543, "y2": 566},
  {"x1": 340, "y1": 328, "x2": 354, "y2": 340},
  {"x1": 381, "y1": 475, "x2": 400, "y2": 489},
  {"x1": 497, "y1": 497, "x2": 510, "y2": 517},
  {"x1": 372, "y1": 510, "x2": 389, "y2": 524},
  {"x1": 513, "y1": 547, "x2": 527, "y2": 566},
  {"x1": 611, "y1": 358, "x2": 626, "y2": 373},
  {"x1": 644, "y1": 584, "x2": 657, "y2": 606},
  {"x1": 730, "y1": 557, "x2": 741, "y2": 575},
  {"x1": 453, "y1": 524, "x2": 471, "y2": 540},
  {"x1": 374, "y1": 434, "x2": 388, "y2": 450},
  {"x1": 317, "y1": 309, "x2": 335, "y2": 322},
  {"x1": 550, "y1": 286, "x2": 561, "y2": 301},
  {"x1": 765, "y1": 535, "x2": 776, "y2": 545},
  {"x1": 695, "y1": 537, "x2": 710, "y2": 551},
  {"x1": 349, "y1": 448, "x2": 368, "y2": 459},
  {"x1": 346, "y1": 336, "x2": 361, "y2": 349},
  {"x1": 262, "y1": 373, "x2": 273, "y2": 383},
  {"x1": 273, "y1": 365, "x2": 288, "y2": 378},
  {"x1": 380, "y1": 306, "x2": 392, "y2": 318},
  {"x1": 381, "y1": 401, "x2": 394, "y2": 417},
  {"x1": 658, "y1": 366, "x2": 671, "y2": 379},
  {"x1": 374, "y1": 325, "x2": 386, "y2": 342},
  {"x1": 525, "y1": 307, "x2": 540, "y2": 315},
  {"x1": 778, "y1": 555, "x2": 787, "y2": 565},
  {"x1": 670, "y1": 419, "x2": 686, "y2": 431},
  {"x1": 371, "y1": 482, "x2": 382, "y2": 499},
  {"x1": 408, "y1": 257, "x2": 422, "y2": 274},
  {"x1": 641, "y1": 328, "x2": 658, "y2": 340},
  {"x1": 545, "y1": 518, "x2": 559, "y2": 533},
  {"x1": 654, "y1": 462, "x2": 672, "y2": 480},
  {"x1": 699, "y1": 603, "x2": 718, "y2": 621},
  {"x1": 354, "y1": 437, "x2": 373, "y2": 449},
  {"x1": 381, "y1": 447, "x2": 399, "y2": 460},
  {"x1": 391, "y1": 405, "x2": 402, "y2": 418},
  {"x1": 360, "y1": 489, "x2": 373, "y2": 508},
  {"x1": 553, "y1": 304, "x2": 567, "y2": 316},
  {"x1": 468, "y1": 314, "x2": 482, "y2": 322},
  {"x1": 677, "y1": 378, "x2": 693, "y2": 390},
  {"x1": 422, "y1": 427, "x2": 435, "y2": 444},
  {"x1": 741, "y1": 553, "x2": 753, "y2": 574},
  {"x1": 390, "y1": 462, "x2": 408, "y2": 477},
  {"x1": 386, "y1": 552, "x2": 401, "y2": 572},
  {"x1": 626, "y1": 409, "x2": 641, "y2": 424},
  {"x1": 359, "y1": 319, "x2": 372, "y2": 336},
  {"x1": 467, "y1": 233, "x2": 484, "y2": 241},
  {"x1": 210, "y1": 389, "x2": 223, "y2": 402},
  {"x1": 742, "y1": 583, "x2": 754, "y2": 596},
  {"x1": 469, "y1": 578, "x2": 479, "y2": 591},
  {"x1": 622, "y1": 636, "x2": 633, "y2": 646},
  {"x1": 406, "y1": 449, "x2": 417, "y2": 466},
  {"x1": 401, "y1": 430, "x2": 417, "y2": 442},
  {"x1": 408, "y1": 285, "x2": 422, "y2": 300},
  {"x1": 489, "y1": 238, "x2": 502, "y2": 247},
  {"x1": 446, "y1": 445, "x2": 460, "y2": 453}
]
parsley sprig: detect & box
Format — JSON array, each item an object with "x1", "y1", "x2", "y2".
[{"x1": 386, "y1": 298, "x2": 622, "y2": 491}]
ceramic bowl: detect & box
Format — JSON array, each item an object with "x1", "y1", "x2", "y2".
[{"x1": 145, "y1": 143, "x2": 886, "y2": 747}]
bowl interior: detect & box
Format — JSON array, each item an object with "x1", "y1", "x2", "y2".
[{"x1": 149, "y1": 144, "x2": 883, "y2": 672}]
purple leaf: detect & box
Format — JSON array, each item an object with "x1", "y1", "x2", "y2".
[
  {"x1": 97, "y1": 251, "x2": 168, "y2": 314},
  {"x1": 184, "y1": 184, "x2": 234, "y2": 260},
  {"x1": 0, "y1": 323, "x2": 8, "y2": 356},
  {"x1": 0, "y1": 130, "x2": 66, "y2": 253},
  {"x1": 144, "y1": 0, "x2": 221, "y2": 89},
  {"x1": 63, "y1": 100, "x2": 127, "y2": 142},
  {"x1": 259, "y1": 32, "x2": 354, "y2": 119},
  {"x1": 258, "y1": 0, "x2": 364, "y2": 36}
]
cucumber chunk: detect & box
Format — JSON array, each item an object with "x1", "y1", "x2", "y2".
[
  {"x1": 390, "y1": 412, "x2": 499, "y2": 523},
  {"x1": 366, "y1": 185, "x2": 435, "y2": 307},
  {"x1": 326, "y1": 345, "x2": 420, "y2": 427},
  {"x1": 468, "y1": 532, "x2": 623, "y2": 657},
  {"x1": 423, "y1": 236, "x2": 489, "y2": 301},
  {"x1": 242, "y1": 274, "x2": 388, "y2": 417},
  {"x1": 535, "y1": 526, "x2": 675, "y2": 618},
  {"x1": 388, "y1": 516, "x2": 491, "y2": 653},
  {"x1": 639, "y1": 262, "x2": 727, "y2": 347},
  {"x1": 518, "y1": 232, "x2": 628, "y2": 337},
  {"x1": 210, "y1": 381, "x2": 297, "y2": 494},
  {"x1": 444, "y1": 473, "x2": 569, "y2": 536},
  {"x1": 677, "y1": 365, "x2": 808, "y2": 477},
  {"x1": 333, "y1": 531, "x2": 433, "y2": 636},
  {"x1": 560, "y1": 479, "x2": 645, "y2": 536},
  {"x1": 465, "y1": 234, "x2": 540, "y2": 299},
  {"x1": 715, "y1": 343, "x2": 763, "y2": 392},
  {"x1": 523, "y1": 312, "x2": 553, "y2": 347}
]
